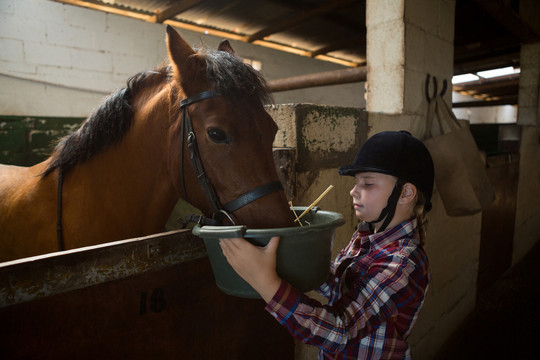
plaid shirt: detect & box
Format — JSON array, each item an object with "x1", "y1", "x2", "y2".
[{"x1": 265, "y1": 218, "x2": 430, "y2": 359}]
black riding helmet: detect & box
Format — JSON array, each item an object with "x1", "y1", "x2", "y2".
[{"x1": 339, "y1": 131, "x2": 434, "y2": 232}]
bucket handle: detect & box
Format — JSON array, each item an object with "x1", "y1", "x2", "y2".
[{"x1": 192, "y1": 225, "x2": 247, "y2": 239}]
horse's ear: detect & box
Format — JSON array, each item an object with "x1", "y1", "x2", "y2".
[
  {"x1": 166, "y1": 25, "x2": 208, "y2": 92},
  {"x1": 166, "y1": 25, "x2": 195, "y2": 65},
  {"x1": 218, "y1": 40, "x2": 240, "y2": 59}
]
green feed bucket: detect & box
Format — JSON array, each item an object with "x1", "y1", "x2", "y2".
[{"x1": 192, "y1": 207, "x2": 345, "y2": 298}]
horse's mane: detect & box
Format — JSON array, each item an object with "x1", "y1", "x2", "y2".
[{"x1": 42, "y1": 47, "x2": 271, "y2": 178}]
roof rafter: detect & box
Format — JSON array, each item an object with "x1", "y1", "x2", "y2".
[
  {"x1": 309, "y1": 35, "x2": 365, "y2": 58},
  {"x1": 151, "y1": 0, "x2": 202, "y2": 23},
  {"x1": 244, "y1": 0, "x2": 357, "y2": 43},
  {"x1": 474, "y1": 0, "x2": 540, "y2": 43}
]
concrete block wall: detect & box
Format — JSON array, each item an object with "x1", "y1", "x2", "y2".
[
  {"x1": 408, "y1": 200, "x2": 483, "y2": 359},
  {"x1": 0, "y1": 0, "x2": 165, "y2": 117},
  {"x1": 0, "y1": 0, "x2": 365, "y2": 119},
  {"x1": 366, "y1": 0, "x2": 454, "y2": 119}
]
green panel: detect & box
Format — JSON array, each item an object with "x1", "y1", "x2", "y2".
[{"x1": 0, "y1": 116, "x2": 84, "y2": 166}]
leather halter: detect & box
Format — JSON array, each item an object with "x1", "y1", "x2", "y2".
[{"x1": 178, "y1": 90, "x2": 283, "y2": 226}]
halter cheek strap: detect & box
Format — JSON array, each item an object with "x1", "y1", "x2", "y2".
[
  {"x1": 178, "y1": 90, "x2": 284, "y2": 227},
  {"x1": 180, "y1": 90, "x2": 221, "y2": 211}
]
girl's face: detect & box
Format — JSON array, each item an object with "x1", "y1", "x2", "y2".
[{"x1": 350, "y1": 172, "x2": 397, "y2": 222}]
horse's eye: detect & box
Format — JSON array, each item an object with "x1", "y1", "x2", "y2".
[{"x1": 207, "y1": 128, "x2": 230, "y2": 144}]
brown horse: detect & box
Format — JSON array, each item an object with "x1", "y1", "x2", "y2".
[{"x1": 0, "y1": 26, "x2": 293, "y2": 262}]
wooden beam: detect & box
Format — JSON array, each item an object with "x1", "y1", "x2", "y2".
[
  {"x1": 53, "y1": 0, "x2": 153, "y2": 21},
  {"x1": 0, "y1": 230, "x2": 205, "y2": 307},
  {"x1": 453, "y1": 96, "x2": 518, "y2": 108},
  {"x1": 163, "y1": 19, "x2": 360, "y2": 67},
  {"x1": 474, "y1": 0, "x2": 540, "y2": 43},
  {"x1": 453, "y1": 75, "x2": 520, "y2": 92},
  {"x1": 269, "y1": 0, "x2": 365, "y2": 34},
  {"x1": 454, "y1": 51, "x2": 521, "y2": 75},
  {"x1": 453, "y1": 74, "x2": 520, "y2": 102},
  {"x1": 151, "y1": 0, "x2": 202, "y2": 23},
  {"x1": 244, "y1": 0, "x2": 356, "y2": 43},
  {"x1": 309, "y1": 35, "x2": 365, "y2": 58}
]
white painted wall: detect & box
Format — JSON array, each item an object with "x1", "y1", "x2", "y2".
[{"x1": 0, "y1": 0, "x2": 365, "y2": 118}]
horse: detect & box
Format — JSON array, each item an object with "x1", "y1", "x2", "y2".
[{"x1": 0, "y1": 26, "x2": 294, "y2": 262}]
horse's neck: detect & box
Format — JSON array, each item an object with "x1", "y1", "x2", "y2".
[{"x1": 63, "y1": 110, "x2": 178, "y2": 239}]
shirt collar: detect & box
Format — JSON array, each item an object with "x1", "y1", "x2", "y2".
[{"x1": 357, "y1": 218, "x2": 418, "y2": 250}]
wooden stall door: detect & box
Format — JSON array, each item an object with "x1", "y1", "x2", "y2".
[{"x1": 0, "y1": 232, "x2": 294, "y2": 360}]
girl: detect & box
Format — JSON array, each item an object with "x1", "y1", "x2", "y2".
[{"x1": 220, "y1": 131, "x2": 434, "y2": 359}]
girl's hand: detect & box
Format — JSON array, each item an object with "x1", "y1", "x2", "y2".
[{"x1": 219, "y1": 236, "x2": 282, "y2": 303}]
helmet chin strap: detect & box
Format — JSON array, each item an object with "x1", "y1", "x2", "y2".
[{"x1": 367, "y1": 179, "x2": 404, "y2": 234}]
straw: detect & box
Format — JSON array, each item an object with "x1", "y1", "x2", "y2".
[
  {"x1": 294, "y1": 185, "x2": 334, "y2": 223},
  {"x1": 289, "y1": 201, "x2": 303, "y2": 227}
]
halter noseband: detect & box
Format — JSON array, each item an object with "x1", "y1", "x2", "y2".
[{"x1": 179, "y1": 90, "x2": 283, "y2": 226}]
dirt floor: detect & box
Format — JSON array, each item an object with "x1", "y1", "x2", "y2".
[{"x1": 435, "y1": 240, "x2": 540, "y2": 359}]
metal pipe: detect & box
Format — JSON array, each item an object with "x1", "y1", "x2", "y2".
[{"x1": 267, "y1": 66, "x2": 367, "y2": 92}]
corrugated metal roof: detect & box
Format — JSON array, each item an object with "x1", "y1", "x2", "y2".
[
  {"x1": 55, "y1": 0, "x2": 366, "y2": 67},
  {"x1": 53, "y1": 0, "x2": 537, "y2": 105}
]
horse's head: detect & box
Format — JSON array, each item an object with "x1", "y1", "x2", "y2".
[{"x1": 164, "y1": 26, "x2": 294, "y2": 229}]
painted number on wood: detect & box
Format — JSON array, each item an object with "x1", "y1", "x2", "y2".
[{"x1": 140, "y1": 288, "x2": 167, "y2": 315}]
